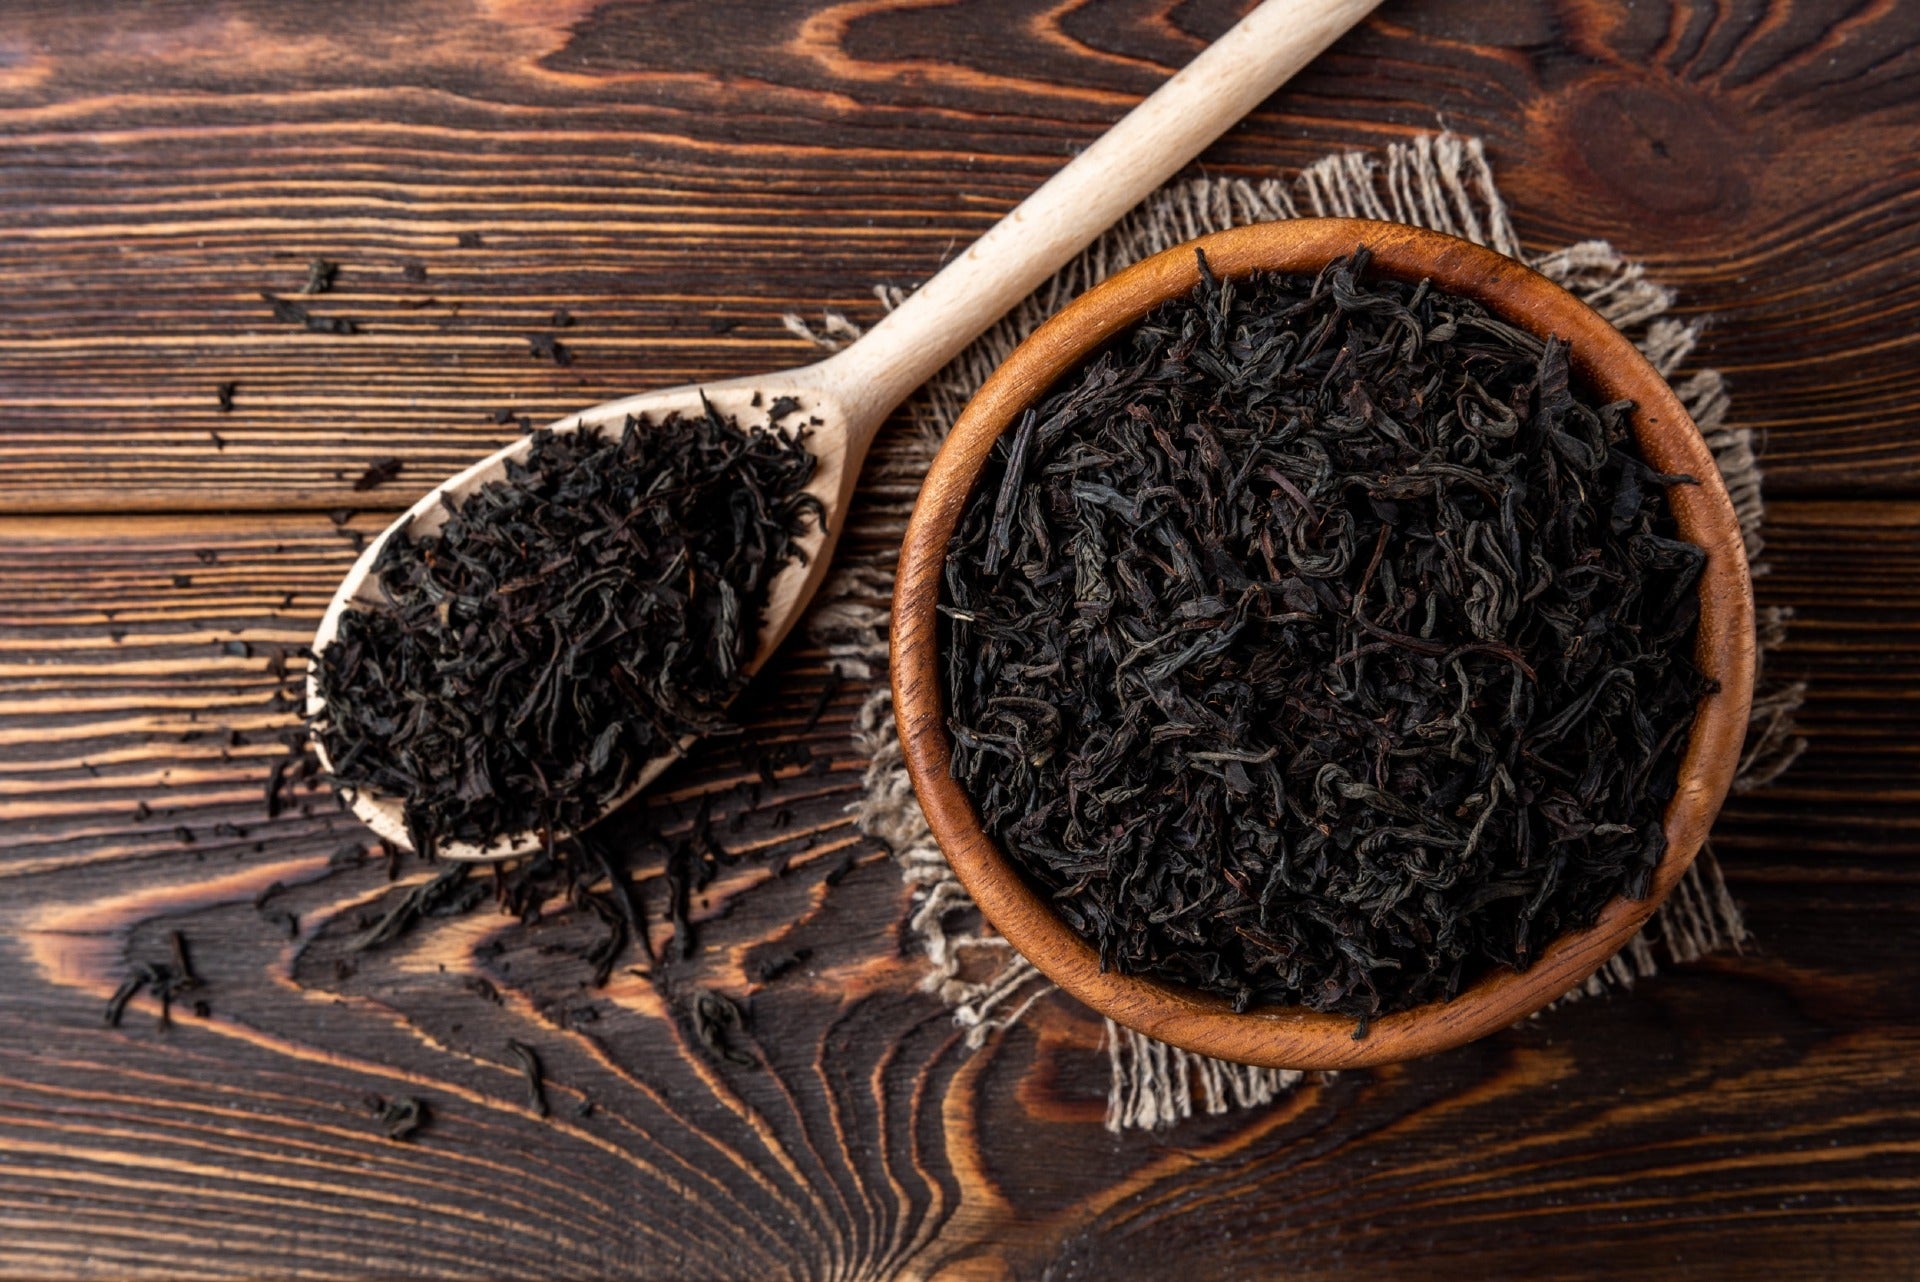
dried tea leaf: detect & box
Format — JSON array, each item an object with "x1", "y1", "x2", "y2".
[
  {"x1": 351, "y1": 458, "x2": 404, "y2": 491},
  {"x1": 368, "y1": 1094, "x2": 428, "y2": 1141},
  {"x1": 311, "y1": 409, "x2": 820, "y2": 855},
  {"x1": 692, "y1": 990, "x2": 755, "y2": 1067},
  {"x1": 506, "y1": 1040, "x2": 549, "y2": 1117},
  {"x1": 942, "y1": 248, "x2": 1711, "y2": 1026}
]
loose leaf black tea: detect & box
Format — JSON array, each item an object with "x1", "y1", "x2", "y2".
[
  {"x1": 299, "y1": 257, "x2": 340, "y2": 295},
  {"x1": 351, "y1": 457, "x2": 405, "y2": 492},
  {"x1": 506, "y1": 1040, "x2": 549, "y2": 1117},
  {"x1": 105, "y1": 932, "x2": 203, "y2": 1030},
  {"x1": 347, "y1": 866, "x2": 486, "y2": 953},
  {"x1": 367, "y1": 1094, "x2": 428, "y2": 1142},
  {"x1": 311, "y1": 406, "x2": 821, "y2": 855},
  {"x1": 753, "y1": 947, "x2": 811, "y2": 984},
  {"x1": 691, "y1": 989, "x2": 755, "y2": 1067},
  {"x1": 261, "y1": 292, "x2": 358, "y2": 335},
  {"x1": 942, "y1": 248, "x2": 1712, "y2": 1026}
]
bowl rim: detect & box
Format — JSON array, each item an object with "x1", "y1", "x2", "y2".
[{"x1": 889, "y1": 217, "x2": 1757, "y2": 1071}]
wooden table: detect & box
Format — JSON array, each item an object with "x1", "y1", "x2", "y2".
[{"x1": 2, "y1": 2, "x2": 1916, "y2": 1277}]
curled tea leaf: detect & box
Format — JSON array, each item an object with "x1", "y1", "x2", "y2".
[
  {"x1": 942, "y1": 249, "x2": 1711, "y2": 1026},
  {"x1": 311, "y1": 411, "x2": 821, "y2": 853}
]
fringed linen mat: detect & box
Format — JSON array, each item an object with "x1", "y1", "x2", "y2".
[{"x1": 796, "y1": 133, "x2": 1806, "y2": 1133}]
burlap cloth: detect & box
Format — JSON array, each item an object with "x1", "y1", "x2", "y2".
[{"x1": 792, "y1": 133, "x2": 1806, "y2": 1132}]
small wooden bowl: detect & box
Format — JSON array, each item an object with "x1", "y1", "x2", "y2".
[{"x1": 891, "y1": 218, "x2": 1756, "y2": 1071}]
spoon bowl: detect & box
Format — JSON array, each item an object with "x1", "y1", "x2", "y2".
[{"x1": 306, "y1": 361, "x2": 875, "y2": 860}]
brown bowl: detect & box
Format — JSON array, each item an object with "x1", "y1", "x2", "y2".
[{"x1": 891, "y1": 218, "x2": 1756, "y2": 1071}]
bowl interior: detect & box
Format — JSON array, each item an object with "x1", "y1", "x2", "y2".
[{"x1": 890, "y1": 217, "x2": 1756, "y2": 1071}]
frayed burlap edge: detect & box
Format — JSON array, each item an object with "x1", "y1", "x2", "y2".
[{"x1": 797, "y1": 132, "x2": 1806, "y2": 1134}]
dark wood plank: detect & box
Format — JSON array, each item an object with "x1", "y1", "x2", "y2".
[
  {"x1": 0, "y1": 490, "x2": 1915, "y2": 1278},
  {"x1": 0, "y1": 0, "x2": 1916, "y2": 511},
  {"x1": 3, "y1": 1, "x2": 1918, "y2": 1278},
  {"x1": 1712, "y1": 500, "x2": 1920, "y2": 868}
]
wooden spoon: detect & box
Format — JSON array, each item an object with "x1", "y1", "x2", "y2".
[{"x1": 309, "y1": 0, "x2": 1382, "y2": 860}]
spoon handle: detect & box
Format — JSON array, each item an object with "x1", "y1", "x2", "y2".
[{"x1": 827, "y1": 0, "x2": 1380, "y2": 424}]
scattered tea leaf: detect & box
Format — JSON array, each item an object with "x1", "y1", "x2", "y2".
[
  {"x1": 753, "y1": 948, "x2": 811, "y2": 984},
  {"x1": 299, "y1": 257, "x2": 339, "y2": 295},
  {"x1": 691, "y1": 990, "x2": 755, "y2": 1067},
  {"x1": 505, "y1": 1040, "x2": 549, "y2": 1117},
  {"x1": 352, "y1": 457, "x2": 405, "y2": 492},
  {"x1": 367, "y1": 1094, "x2": 428, "y2": 1141},
  {"x1": 347, "y1": 866, "x2": 485, "y2": 953},
  {"x1": 105, "y1": 932, "x2": 203, "y2": 1030},
  {"x1": 261, "y1": 292, "x2": 358, "y2": 335}
]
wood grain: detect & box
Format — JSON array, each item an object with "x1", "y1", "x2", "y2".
[
  {"x1": 0, "y1": 0, "x2": 1916, "y2": 510},
  {"x1": 0, "y1": 486, "x2": 1914, "y2": 1281},
  {"x1": 0, "y1": 1, "x2": 1916, "y2": 1278}
]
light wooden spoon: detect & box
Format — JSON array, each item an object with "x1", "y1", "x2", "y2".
[{"x1": 309, "y1": 0, "x2": 1382, "y2": 860}]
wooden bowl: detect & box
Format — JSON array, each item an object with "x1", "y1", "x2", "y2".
[{"x1": 890, "y1": 218, "x2": 1756, "y2": 1071}]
